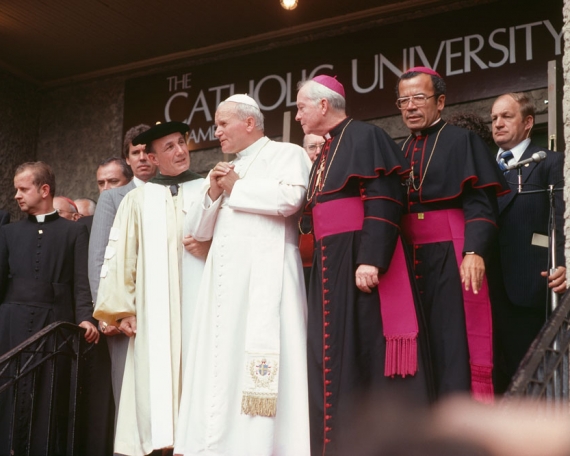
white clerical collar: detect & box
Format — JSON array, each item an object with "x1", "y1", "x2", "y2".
[
  {"x1": 414, "y1": 117, "x2": 442, "y2": 136},
  {"x1": 496, "y1": 138, "x2": 531, "y2": 164},
  {"x1": 34, "y1": 210, "x2": 57, "y2": 223},
  {"x1": 236, "y1": 136, "x2": 269, "y2": 159},
  {"x1": 133, "y1": 176, "x2": 145, "y2": 187}
]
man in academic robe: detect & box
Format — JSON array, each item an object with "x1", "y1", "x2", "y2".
[
  {"x1": 296, "y1": 75, "x2": 433, "y2": 456},
  {"x1": 175, "y1": 94, "x2": 311, "y2": 456},
  {"x1": 93, "y1": 121, "x2": 206, "y2": 456},
  {"x1": 490, "y1": 92, "x2": 566, "y2": 392},
  {"x1": 0, "y1": 161, "x2": 99, "y2": 455},
  {"x1": 395, "y1": 67, "x2": 508, "y2": 400}
]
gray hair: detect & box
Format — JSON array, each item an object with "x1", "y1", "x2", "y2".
[
  {"x1": 74, "y1": 197, "x2": 97, "y2": 216},
  {"x1": 297, "y1": 80, "x2": 346, "y2": 111},
  {"x1": 218, "y1": 101, "x2": 264, "y2": 131}
]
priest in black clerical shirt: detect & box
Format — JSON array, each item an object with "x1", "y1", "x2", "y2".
[{"x1": 0, "y1": 161, "x2": 99, "y2": 455}]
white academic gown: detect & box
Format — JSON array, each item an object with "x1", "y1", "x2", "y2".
[
  {"x1": 175, "y1": 137, "x2": 311, "y2": 456},
  {"x1": 94, "y1": 179, "x2": 205, "y2": 456}
]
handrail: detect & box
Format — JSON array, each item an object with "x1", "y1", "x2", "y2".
[
  {"x1": 504, "y1": 292, "x2": 570, "y2": 401},
  {"x1": 0, "y1": 320, "x2": 92, "y2": 456}
]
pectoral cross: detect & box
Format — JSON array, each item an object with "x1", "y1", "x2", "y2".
[
  {"x1": 404, "y1": 170, "x2": 415, "y2": 193},
  {"x1": 315, "y1": 156, "x2": 327, "y2": 191}
]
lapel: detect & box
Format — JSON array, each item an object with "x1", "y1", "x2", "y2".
[
  {"x1": 498, "y1": 142, "x2": 542, "y2": 214},
  {"x1": 117, "y1": 180, "x2": 137, "y2": 198}
]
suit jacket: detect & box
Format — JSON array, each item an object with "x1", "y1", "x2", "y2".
[
  {"x1": 497, "y1": 142, "x2": 565, "y2": 308},
  {"x1": 0, "y1": 210, "x2": 10, "y2": 227},
  {"x1": 88, "y1": 180, "x2": 136, "y2": 302},
  {"x1": 77, "y1": 215, "x2": 93, "y2": 235}
]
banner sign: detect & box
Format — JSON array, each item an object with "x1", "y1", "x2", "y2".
[{"x1": 124, "y1": 0, "x2": 562, "y2": 151}]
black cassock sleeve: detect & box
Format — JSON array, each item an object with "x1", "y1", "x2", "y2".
[{"x1": 357, "y1": 172, "x2": 404, "y2": 271}]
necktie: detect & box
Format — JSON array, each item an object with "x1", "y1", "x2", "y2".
[
  {"x1": 169, "y1": 184, "x2": 179, "y2": 196},
  {"x1": 498, "y1": 150, "x2": 514, "y2": 173}
]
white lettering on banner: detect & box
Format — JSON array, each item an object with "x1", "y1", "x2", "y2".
[
  {"x1": 488, "y1": 29, "x2": 509, "y2": 68},
  {"x1": 185, "y1": 90, "x2": 212, "y2": 125},
  {"x1": 164, "y1": 92, "x2": 187, "y2": 122},
  {"x1": 208, "y1": 84, "x2": 235, "y2": 108},
  {"x1": 188, "y1": 125, "x2": 217, "y2": 143},
  {"x1": 516, "y1": 22, "x2": 542, "y2": 61},
  {"x1": 352, "y1": 55, "x2": 378, "y2": 94},
  {"x1": 159, "y1": 19, "x2": 560, "y2": 145},
  {"x1": 543, "y1": 20, "x2": 563, "y2": 55},
  {"x1": 167, "y1": 73, "x2": 192, "y2": 91},
  {"x1": 464, "y1": 34, "x2": 488, "y2": 72},
  {"x1": 349, "y1": 19, "x2": 561, "y2": 91},
  {"x1": 164, "y1": 64, "x2": 336, "y2": 143}
]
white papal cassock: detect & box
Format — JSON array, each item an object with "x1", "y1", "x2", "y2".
[
  {"x1": 175, "y1": 137, "x2": 311, "y2": 456},
  {"x1": 94, "y1": 179, "x2": 204, "y2": 456}
]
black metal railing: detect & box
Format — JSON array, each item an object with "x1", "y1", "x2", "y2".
[
  {"x1": 0, "y1": 321, "x2": 92, "y2": 456},
  {"x1": 504, "y1": 292, "x2": 570, "y2": 404}
]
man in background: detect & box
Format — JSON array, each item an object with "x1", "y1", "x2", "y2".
[
  {"x1": 88, "y1": 124, "x2": 156, "y2": 435},
  {"x1": 96, "y1": 157, "x2": 132, "y2": 193},
  {"x1": 74, "y1": 197, "x2": 97, "y2": 217},
  {"x1": 490, "y1": 92, "x2": 566, "y2": 392},
  {"x1": 53, "y1": 195, "x2": 80, "y2": 221},
  {"x1": 303, "y1": 133, "x2": 325, "y2": 163}
]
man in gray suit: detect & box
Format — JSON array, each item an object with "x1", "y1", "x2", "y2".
[{"x1": 88, "y1": 124, "x2": 156, "y2": 422}]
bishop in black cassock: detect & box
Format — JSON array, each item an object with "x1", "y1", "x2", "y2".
[
  {"x1": 396, "y1": 68, "x2": 508, "y2": 402},
  {"x1": 297, "y1": 75, "x2": 433, "y2": 456}
]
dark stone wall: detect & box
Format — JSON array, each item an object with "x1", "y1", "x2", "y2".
[
  {"x1": 0, "y1": 71, "x2": 41, "y2": 220},
  {"x1": 37, "y1": 77, "x2": 124, "y2": 204}
]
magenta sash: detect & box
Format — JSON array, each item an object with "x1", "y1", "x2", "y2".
[
  {"x1": 401, "y1": 209, "x2": 494, "y2": 403},
  {"x1": 313, "y1": 197, "x2": 418, "y2": 377}
]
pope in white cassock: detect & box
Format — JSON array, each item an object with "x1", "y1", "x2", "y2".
[
  {"x1": 94, "y1": 121, "x2": 208, "y2": 456},
  {"x1": 175, "y1": 94, "x2": 311, "y2": 456}
]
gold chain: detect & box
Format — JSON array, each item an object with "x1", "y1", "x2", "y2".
[
  {"x1": 402, "y1": 122, "x2": 447, "y2": 193},
  {"x1": 306, "y1": 119, "x2": 353, "y2": 202}
]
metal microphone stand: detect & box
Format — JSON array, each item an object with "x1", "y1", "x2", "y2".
[
  {"x1": 513, "y1": 167, "x2": 561, "y2": 312},
  {"x1": 513, "y1": 169, "x2": 563, "y2": 393}
]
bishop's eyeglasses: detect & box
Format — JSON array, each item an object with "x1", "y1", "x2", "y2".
[{"x1": 396, "y1": 94, "x2": 435, "y2": 109}]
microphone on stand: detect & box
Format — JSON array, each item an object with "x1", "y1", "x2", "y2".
[
  {"x1": 506, "y1": 151, "x2": 547, "y2": 170},
  {"x1": 507, "y1": 151, "x2": 548, "y2": 193}
]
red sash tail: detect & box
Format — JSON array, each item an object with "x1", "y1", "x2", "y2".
[
  {"x1": 402, "y1": 209, "x2": 494, "y2": 403},
  {"x1": 313, "y1": 197, "x2": 418, "y2": 378}
]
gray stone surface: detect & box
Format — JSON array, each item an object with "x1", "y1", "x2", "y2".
[
  {"x1": 37, "y1": 77, "x2": 124, "y2": 203},
  {"x1": 0, "y1": 71, "x2": 41, "y2": 221}
]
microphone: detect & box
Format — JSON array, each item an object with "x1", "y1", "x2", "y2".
[{"x1": 506, "y1": 151, "x2": 547, "y2": 170}]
